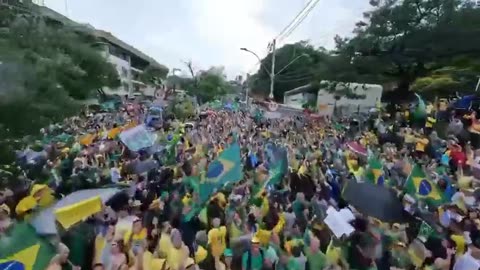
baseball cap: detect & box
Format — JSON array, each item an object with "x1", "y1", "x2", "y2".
[{"x1": 251, "y1": 236, "x2": 260, "y2": 244}]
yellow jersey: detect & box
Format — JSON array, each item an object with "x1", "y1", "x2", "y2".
[
  {"x1": 426, "y1": 117, "x2": 436, "y2": 128},
  {"x1": 158, "y1": 232, "x2": 173, "y2": 258},
  {"x1": 166, "y1": 244, "x2": 189, "y2": 270},
  {"x1": 450, "y1": 234, "x2": 466, "y2": 256},
  {"x1": 208, "y1": 226, "x2": 227, "y2": 257},
  {"x1": 415, "y1": 138, "x2": 429, "y2": 152}
]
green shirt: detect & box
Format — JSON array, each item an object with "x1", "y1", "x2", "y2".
[
  {"x1": 292, "y1": 200, "x2": 306, "y2": 218},
  {"x1": 304, "y1": 248, "x2": 327, "y2": 270},
  {"x1": 277, "y1": 258, "x2": 300, "y2": 270},
  {"x1": 242, "y1": 251, "x2": 263, "y2": 270}
]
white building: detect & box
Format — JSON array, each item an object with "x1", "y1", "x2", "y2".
[
  {"x1": 93, "y1": 30, "x2": 167, "y2": 97},
  {"x1": 283, "y1": 84, "x2": 318, "y2": 110},
  {"x1": 316, "y1": 82, "x2": 383, "y2": 116},
  {"x1": 284, "y1": 82, "x2": 383, "y2": 117},
  {"x1": 22, "y1": 2, "x2": 168, "y2": 97}
]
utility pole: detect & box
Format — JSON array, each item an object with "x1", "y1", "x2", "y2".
[
  {"x1": 269, "y1": 39, "x2": 276, "y2": 99},
  {"x1": 241, "y1": 42, "x2": 308, "y2": 101},
  {"x1": 245, "y1": 73, "x2": 250, "y2": 108}
]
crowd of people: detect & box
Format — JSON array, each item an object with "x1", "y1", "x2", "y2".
[{"x1": 1, "y1": 95, "x2": 480, "y2": 270}]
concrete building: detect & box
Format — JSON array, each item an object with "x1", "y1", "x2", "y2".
[
  {"x1": 284, "y1": 82, "x2": 383, "y2": 117},
  {"x1": 283, "y1": 85, "x2": 318, "y2": 110},
  {"x1": 1, "y1": 0, "x2": 167, "y2": 97},
  {"x1": 92, "y1": 30, "x2": 167, "y2": 97}
]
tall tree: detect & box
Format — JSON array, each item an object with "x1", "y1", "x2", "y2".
[
  {"x1": 180, "y1": 63, "x2": 232, "y2": 103},
  {"x1": 250, "y1": 41, "x2": 370, "y2": 101},
  {"x1": 250, "y1": 1, "x2": 480, "y2": 101},
  {"x1": 338, "y1": 0, "x2": 480, "y2": 96},
  {"x1": 140, "y1": 65, "x2": 169, "y2": 87},
  {"x1": 0, "y1": 8, "x2": 120, "y2": 137},
  {"x1": 250, "y1": 41, "x2": 322, "y2": 101}
]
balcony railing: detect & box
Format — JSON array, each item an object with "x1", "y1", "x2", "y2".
[
  {"x1": 131, "y1": 66, "x2": 143, "y2": 73},
  {"x1": 131, "y1": 79, "x2": 146, "y2": 86}
]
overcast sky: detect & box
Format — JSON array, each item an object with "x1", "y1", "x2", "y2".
[{"x1": 43, "y1": 0, "x2": 370, "y2": 78}]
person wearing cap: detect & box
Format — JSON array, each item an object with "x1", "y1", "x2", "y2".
[
  {"x1": 241, "y1": 236, "x2": 264, "y2": 270},
  {"x1": 124, "y1": 217, "x2": 147, "y2": 256},
  {"x1": 390, "y1": 241, "x2": 410, "y2": 269}
]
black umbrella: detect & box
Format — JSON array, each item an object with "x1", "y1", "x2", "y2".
[{"x1": 342, "y1": 180, "x2": 407, "y2": 223}]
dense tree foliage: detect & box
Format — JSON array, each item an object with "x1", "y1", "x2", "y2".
[
  {"x1": 164, "y1": 96, "x2": 196, "y2": 120},
  {"x1": 0, "y1": 7, "x2": 119, "y2": 138},
  {"x1": 166, "y1": 65, "x2": 233, "y2": 103},
  {"x1": 251, "y1": 0, "x2": 480, "y2": 101},
  {"x1": 140, "y1": 65, "x2": 168, "y2": 87}
]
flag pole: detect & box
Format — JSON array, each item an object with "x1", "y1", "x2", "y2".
[{"x1": 475, "y1": 77, "x2": 480, "y2": 92}]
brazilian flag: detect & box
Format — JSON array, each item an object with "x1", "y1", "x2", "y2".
[
  {"x1": 0, "y1": 222, "x2": 55, "y2": 270},
  {"x1": 404, "y1": 164, "x2": 447, "y2": 205},
  {"x1": 199, "y1": 142, "x2": 242, "y2": 203},
  {"x1": 185, "y1": 143, "x2": 243, "y2": 221},
  {"x1": 164, "y1": 132, "x2": 181, "y2": 165},
  {"x1": 183, "y1": 175, "x2": 200, "y2": 193},
  {"x1": 264, "y1": 143, "x2": 288, "y2": 187},
  {"x1": 365, "y1": 157, "x2": 386, "y2": 186}
]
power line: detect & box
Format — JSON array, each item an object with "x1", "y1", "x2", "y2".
[
  {"x1": 245, "y1": 0, "x2": 317, "y2": 75},
  {"x1": 244, "y1": 0, "x2": 320, "y2": 79},
  {"x1": 278, "y1": 0, "x2": 320, "y2": 43},
  {"x1": 275, "y1": 0, "x2": 315, "y2": 40},
  {"x1": 277, "y1": 0, "x2": 321, "y2": 44}
]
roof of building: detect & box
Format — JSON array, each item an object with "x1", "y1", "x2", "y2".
[
  {"x1": 284, "y1": 81, "x2": 383, "y2": 96},
  {"x1": 35, "y1": 5, "x2": 167, "y2": 71},
  {"x1": 283, "y1": 84, "x2": 315, "y2": 96},
  {"x1": 94, "y1": 30, "x2": 167, "y2": 70}
]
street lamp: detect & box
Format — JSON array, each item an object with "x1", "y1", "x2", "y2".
[
  {"x1": 240, "y1": 45, "x2": 309, "y2": 100},
  {"x1": 240, "y1": 48, "x2": 272, "y2": 77},
  {"x1": 171, "y1": 68, "x2": 181, "y2": 76}
]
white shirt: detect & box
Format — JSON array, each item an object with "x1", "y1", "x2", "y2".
[
  {"x1": 110, "y1": 167, "x2": 121, "y2": 183},
  {"x1": 453, "y1": 249, "x2": 480, "y2": 270}
]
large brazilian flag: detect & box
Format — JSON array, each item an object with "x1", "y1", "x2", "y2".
[
  {"x1": 0, "y1": 222, "x2": 55, "y2": 270},
  {"x1": 199, "y1": 142, "x2": 243, "y2": 203}
]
